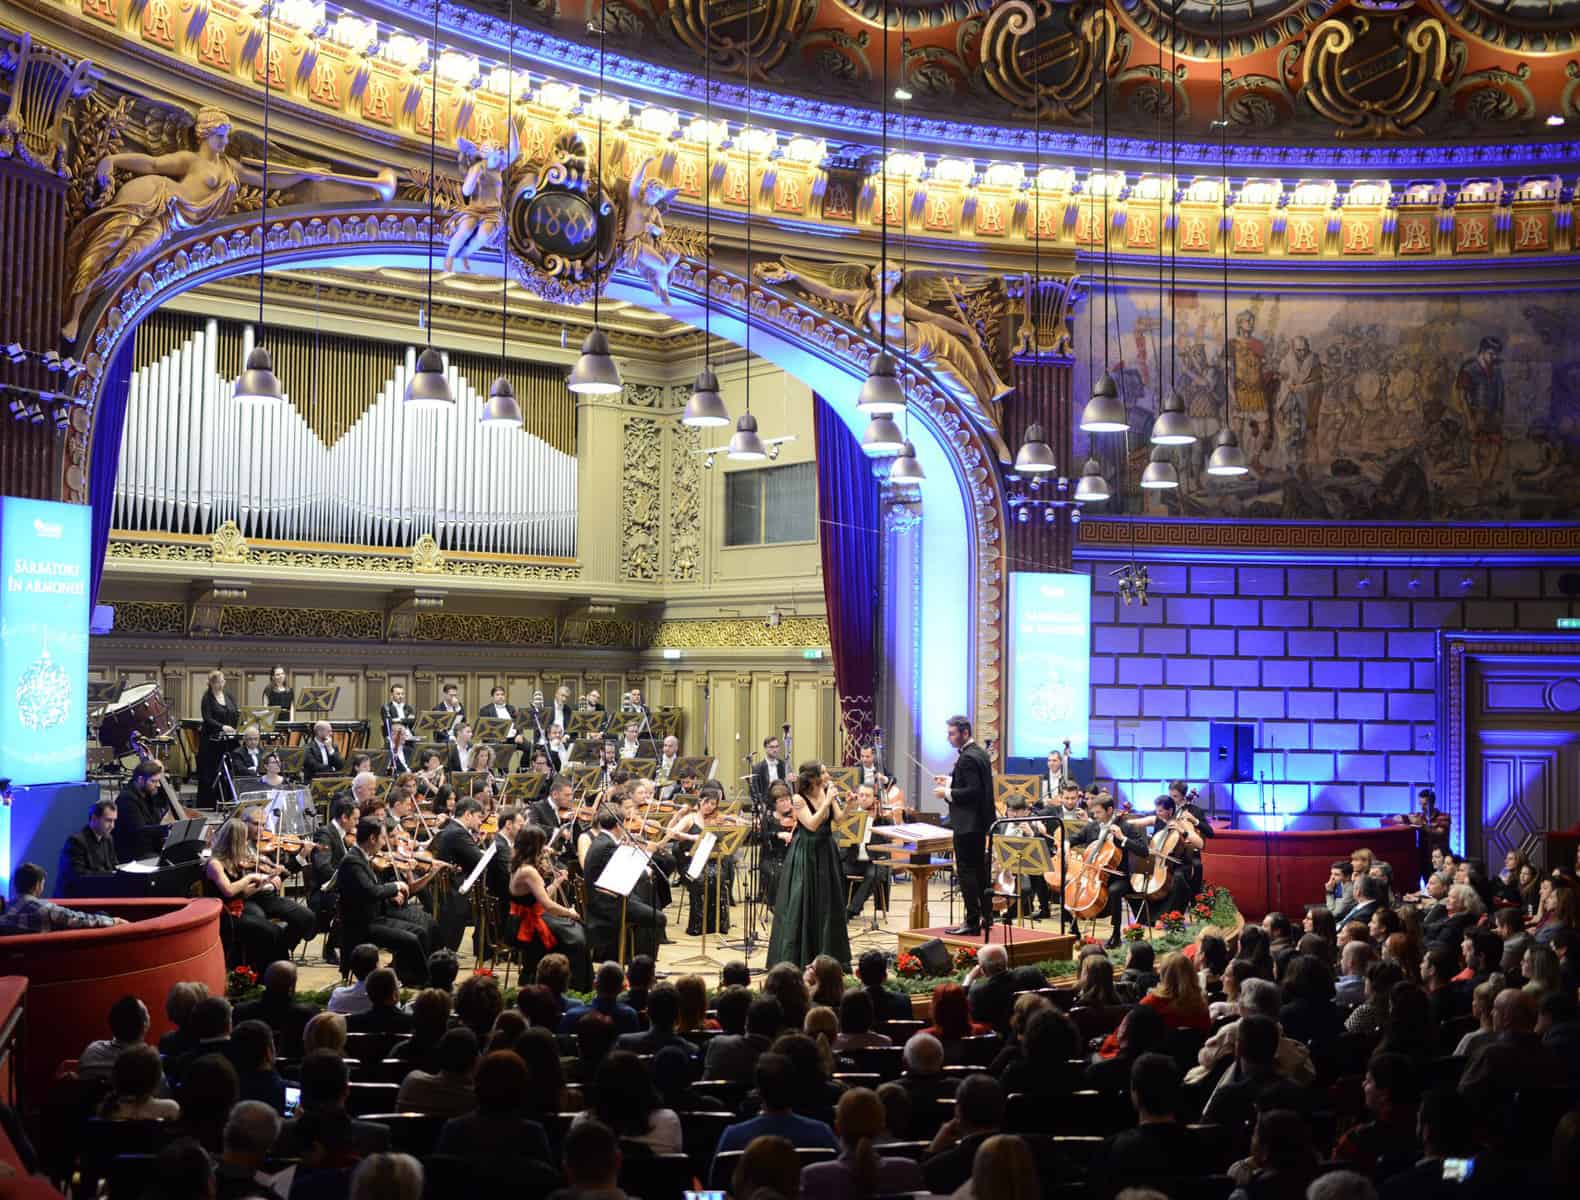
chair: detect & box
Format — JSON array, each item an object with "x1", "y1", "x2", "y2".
[
  {"x1": 1069, "y1": 1005, "x2": 1129, "y2": 1041},
  {"x1": 369, "y1": 1057, "x2": 416, "y2": 1085},
  {"x1": 344, "y1": 1081, "x2": 400, "y2": 1116},
  {"x1": 955, "y1": 1033, "x2": 1003, "y2": 1066},
  {"x1": 878, "y1": 1018, "x2": 924, "y2": 1042},
  {"x1": 361, "y1": 1112, "x2": 444, "y2": 1157},
  {"x1": 343, "y1": 1031, "x2": 398, "y2": 1064},
  {"x1": 833, "y1": 1072, "x2": 883, "y2": 1089},
  {"x1": 79, "y1": 1120, "x2": 178, "y2": 1198},
  {"x1": 1421, "y1": 1055, "x2": 1467, "y2": 1091},
  {"x1": 424, "y1": 1152, "x2": 559, "y2": 1196},
  {"x1": 848, "y1": 1045, "x2": 905, "y2": 1080},
  {"x1": 876, "y1": 1140, "x2": 932, "y2": 1162},
  {"x1": 692, "y1": 1079, "x2": 748, "y2": 1112},
  {"x1": 1048, "y1": 1134, "x2": 1105, "y2": 1169},
  {"x1": 1185, "y1": 1123, "x2": 1236, "y2": 1174},
  {"x1": 710, "y1": 1146, "x2": 836, "y2": 1190},
  {"x1": 679, "y1": 1111, "x2": 737, "y2": 1180},
  {"x1": 620, "y1": 1149, "x2": 694, "y2": 1200},
  {"x1": 106, "y1": 1153, "x2": 157, "y2": 1200},
  {"x1": 681, "y1": 1028, "x2": 721, "y2": 1049}
]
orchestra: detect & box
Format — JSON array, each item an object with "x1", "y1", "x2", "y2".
[{"x1": 76, "y1": 671, "x2": 1247, "y2": 978}]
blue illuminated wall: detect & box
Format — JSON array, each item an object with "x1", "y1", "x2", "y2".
[{"x1": 1074, "y1": 551, "x2": 1580, "y2": 831}]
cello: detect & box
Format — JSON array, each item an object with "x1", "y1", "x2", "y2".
[
  {"x1": 1063, "y1": 823, "x2": 1126, "y2": 919},
  {"x1": 1130, "y1": 821, "x2": 1184, "y2": 901}
]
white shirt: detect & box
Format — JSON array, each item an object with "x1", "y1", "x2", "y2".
[
  {"x1": 764, "y1": 759, "x2": 786, "y2": 781},
  {"x1": 454, "y1": 744, "x2": 473, "y2": 770},
  {"x1": 658, "y1": 755, "x2": 677, "y2": 779},
  {"x1": 620, "y1": 740, "x2": 640, "y2": 759},
  {"x1": 328, "y1": 979, "x2": 371, "y2": 1015},
  {"x1": 316, "y1": 740, "x2": 333, "y2": 765}
]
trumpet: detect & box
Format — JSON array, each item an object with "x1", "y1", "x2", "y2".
[{"x1": 239, "y1": 158, "x2": 399, "y2": 201}]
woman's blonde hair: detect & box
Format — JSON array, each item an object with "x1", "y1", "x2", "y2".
[
  {"x1": 207, "y1": 669, "x2": 226, "y2": 689},
  {"x1": 971, "y1": 1134, "x2": 1040, "y2": 1200},
  {"x1": 209, "y1": 819, "x2": 250, "y2": 873},
  {"x1": 1153, "y1": 951, "x2": 1207, "y2": 1017},
  {"x1": 1448, "y1": 883, "x2": 1485, "y2": 916},
  {"x1": 350, "y1": 1153, "x2": 423, "y2": 1200},
  {"x1": 302, "y1": 1011, "x2": 347, "y2": 1055},
  {"x1": 833, "y1": 1087, "x2": 886, "y2": 1194}
]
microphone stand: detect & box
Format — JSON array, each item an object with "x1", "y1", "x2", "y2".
[{"x1": 722, "y1": 750, "x2": 765, "y2": 955}]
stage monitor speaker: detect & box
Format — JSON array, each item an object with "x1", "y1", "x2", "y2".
[
  {"x1": 1208, "y1": 722, "x2": 1255, "y2": 784},
  {"x1": 160, "y1": 819, "x2": 208, "y2": 865},
  {"x1": 913, "y1": 937, "x2": 954, "y2": 976}
]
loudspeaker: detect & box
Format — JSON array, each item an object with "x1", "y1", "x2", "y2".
[
  {"x1": 160, "y1": 818, "x2": 208, "y2": 865},
  {"x1": 913, "y1": 937, "x2": 954, "y2": 976},
  {"x1": 1208, "y1": 722, "x2": 1255, "y2": 784}
]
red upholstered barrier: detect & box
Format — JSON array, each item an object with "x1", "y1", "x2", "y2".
[
  {"x1": 0, "y1": 898, "x2": 224, "y2": 1105},
  {"x1": 1203, "y1": 824, "x2": 1424, "y2": 920}
]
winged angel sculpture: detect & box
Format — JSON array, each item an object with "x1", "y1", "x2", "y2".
[
  {"x1": 755, "y1": 258, "x2": 1012, "y2": 455},
  {"x1": 444, "y1": 126, "x2": 522, "y2": 271}
]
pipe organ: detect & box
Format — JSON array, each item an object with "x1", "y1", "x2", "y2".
[{"x1": 112, "y1": 320, "x2": 578, "y2": 556}]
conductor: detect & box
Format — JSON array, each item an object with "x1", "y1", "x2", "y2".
[{"x1": 933, "y1": 714, "x2": 995, "y2": 936}]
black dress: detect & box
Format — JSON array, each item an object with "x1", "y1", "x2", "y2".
[
  {"x1": 262, "y1": 686, "x2": 294, "y2": 713},
  {"x1": 509, "y1": 881, "x2": 590, "y2": 991},
  {"x1": 766, "y1": 815, "x2": 851, "y2": 968},
  {"x1": 199, "y1": 690, "x2": 241, "y2": 806}
]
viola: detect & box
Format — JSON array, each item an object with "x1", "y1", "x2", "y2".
[{"x1": 1063, "y1": 825, "x2": 1125, "y2": 919}]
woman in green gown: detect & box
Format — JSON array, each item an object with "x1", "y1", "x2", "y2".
[{"x1": 767, "y1": 761, "x2": 852, "y2": 969}]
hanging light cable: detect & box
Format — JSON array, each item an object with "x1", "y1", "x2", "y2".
[
  {"x1": 728, "y1": 0, "x2": 768, "y2": 460},
  {"x1": 683, "y1": 13, "x2": 728, "y2": 427},
  {"x1": 859, "y1": 2, "x2": 905, "y2": 419},
  {"x1": 406, "y1": 0, "x2": 455, "y2": 407},
  {"x1": 482, "y1": 2, "x2": 524, "y2": 427},
  {"x1": 1080, "y1": 15, "x2": 1125, "y2": 434},
  {"x1": 889, "y1": 79, "x2": 924, "y2": 485},
  {"x1": 235, "y1": 4, "x2": 284, "y2": 404},
  {"x1": 1015, "y1": 22, "x2": 1056, "y2": 475},
  {"x1": 1151, "y1": 8, "x2": 1193, "y2": 449},
  {"x1": 1206, "y1": 3, "x2": 1249, "y2": 477},
  {"x1": 567, "y1": 0, "x2": 623, "y2": 395}
]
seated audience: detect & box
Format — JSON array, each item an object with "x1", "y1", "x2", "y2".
[
  {"x1": 800, "y1": 1087, "x2": 926, "y2": 1200},
  {"x1": 176, "y1": 1053, "x2": 240, "y2": 1152},
  {"x1": 961, "y1": 1133, "x2": 1041, "y2": 1200},
  {"x1": 1092, "y1": 1053, "x2": 1196, "y2": 1199},
  {"x1": 762, "y1": 961, "x2": 812, "y2": 1031},
  {"x1": 705, "y1": 994, "x2": 781, "y2": 1085},
  {"x1": 1377, "y1": 1087, "x2": 1477, "y2": 1200},
  {"x1": 435, "y1": 1050, "x2": 553, "y2": 1177},
  {"x1": 857, "y1": 949, "x2": 915, "y2": 1023},
  {"x1": 165, "y1": 996, "x2": 234, "y2": 1086},
  {"x1": 0, "y1": 861, "x2": 122, "y2": 933},
  {"x1": 874, "y1": 1082, "x2": 913, "y2": 1148},
  {"x1": 1336, "y1": 942, "x2": 1377, "y2": 1008},
  {"x1": 1139, "y1": 951, "x2": 1213, "y2": 1032},
  {"x1": 712, "y1": 1051, "x2": 840, "y2": 1170},
  {"x1": 301, "y1": 1011, "x2": 348, "y2": 1057},
  {"x1": 1089, "y1": 1005, "x2": 1169, "y2": 1092},
  {"x1": 1213, "y1": 959, "x2": 1256, "y2": 1022},
  {"x1": 730, "y1": 1134, "x2": 803, "y2": 1200},
  {"x1": 1278, "y1": 955, "x2": 1344, "y2": 1052},
  {"x1": 214, "y1": 1101, "x2": 282, "y2": 1200},
  {"x1": 1426, "y1": 885, "x2": 1482, "y2": 951},
  {"x1": 1375, "y1": 983, "x2": 1438, "y2": 1063},
  {"x1": 1002, "y1": 1008, "x2": 1083, "y2": 1099},
  {"x1": 328, "y1": 944, "x2": 380, "y2": 1016},
  {"x1": 454, "y1": 974, "x2": 504, "y2": 1041},
  {"x1": 1119, "y1": 941, "x2": 1161, "y2": 1002},
  {"x1": 79, "y1": 994, "x2": 152, "y2": 1081},
  {"x1": 921, "y1": 1073, "x2": 1009, "y2": 1195},
  {"x1": 1201, "y1": 1015, "x2": 1287, "y2": 1130},
  {"x1": 150, "y1": 1138, "x2": 217, "y2": 1200},
  {"x1": 1190, "y1": 979, "x2": 1314, "y2": 1086},
  {"x1": 1458, "y1": 987, "x2": 1567, "y2": 1103},
  {"x1": 675, "y1": 973, "x2": 719, "y2": 1032},
  {"x1": 1452, "y1": 977, "x2": 1502, "y2": 1059},
  {"x1": 514, "y1": 1027, "x2": 578, "y2": 1117},
  {"x1": 158, "y1": 982, "x2": 211, "y2": 1058},
  {"x1": 833, "y1": 990, "x2": 891, "y2": 1053},
  {"x1": 1346, "y1": 961, "x2": 1406, "y2": 1036},
  {"x1": 552, "y1": 1117, "x2": 623, "y2": 1200},
  {"x1": 1226, "y1": 1110, "x2": 1321, "y2": 1200},
  {"x1": 924, "y1": 981, "x2": 991, "y2": 1059},
  {"x1": 390, "y1": 988, "x2": 451, "y2": 1069},
  {"x1": 578, "y1": 1048, "x2": 682, "y2": 1153},
  {"x1": 894, "y1": 1033, "x2": 956, "y2": 1134},
  {"x1": 990, "y1": 993, "x2": 1053, "y2": 1072},
  {"x1": 1522, "y1": 944, "x2": 1563, "y2": 999},
  {"x1": 275, "y1": 1050, "x2": 390, "y2": 1157},
  {"x1": 1334, "y1": 1052, "x2": 1422, "y2": 1173},
  {"x1": 98, "y1": 1043, "x2": 180, "y2": 1121},
  {"x1": 653, "y1": 1043, "x2": 711, "y2": 1112},
  {"x1": 614, "y1": 982, "x2": 695, "y2": 1058},
  {"x1": 620, "y1": 954, "x2": 656, "y2": 1014},
  {"x1": 228, "y1": 1019, "x2": 287, "y2": 1112},
  {"x1": 563, "y1": 961, "x2": 641, "y2": 1034},
  {"x1": 346, "y1": 967, "x2": 414, "y2": 1035},
  {"x1": 234, "y1": 961, "x2": 318, "y2": 1059},
  {"x1": 965, "y1": 943, "x2": 1020, "y2": 1031},
  {"x1": 394, "y1": 1027, "x2": 479, "y2": 1116},
  {"x1": 1077, "y1": 953, "x2": 1123, "y2": 1007}
]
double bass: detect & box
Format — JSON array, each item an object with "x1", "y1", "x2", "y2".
[{"x1": 1063, "y1": 824, "x2": 1126, "y2": 919}]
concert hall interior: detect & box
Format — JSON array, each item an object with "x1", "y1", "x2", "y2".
[{"x1": 5, "y1": 0, "x2": 1580, "y2": 1197}]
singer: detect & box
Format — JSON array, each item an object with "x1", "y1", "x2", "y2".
[{"x1": 933, "y1": 714, "x2": 995, "y2": 935}]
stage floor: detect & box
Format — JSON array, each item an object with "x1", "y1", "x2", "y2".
[{"x1": 293, "y1": 869, "x2": 1100, "y2": 990}]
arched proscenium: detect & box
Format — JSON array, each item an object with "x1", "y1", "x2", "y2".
[{"x1": 68, "y1": 201, "x2": 1008, "y2": 752}]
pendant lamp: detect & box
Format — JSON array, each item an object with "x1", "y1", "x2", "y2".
[
  {"x1": 569, "y1": 0, "x2": 622, "y2": 395},
  {"x1": 482, "y1": 6, "x2": 524, "y2": 428},
  {"x1": 862, "y1": 413, "x2": 906, "y2": 456},
  {"x1": 683, "y1": 366, "x2": 729, "y2": 426},
  {"x1": 1014, "y1": 423, "x2": 1056, "y2": 473},
  {"x1": 1207, "y1": 0, "x2": 1252, "y2": 480},
  {"x1": 1150, "y1": 391, "x2": 1194, "y2": 445},
  {"x1": 682, "y1": 15, "x2": 729, "y2": 428},
  {"x1": 890, "y1": 439, "x2": 925, "y2": 485},
  {"x1": 727, "y1": 411, "x2": 769, "y2": 461},
  {"x1": 1073, "y1": 456, "x2": 1111, "y2": 503},
  {"x1": 1140, "y1": 446, "x2": 1179, "y2": 489},
  {"x1": 857, "y1": 350, "x2": 905, "y2": 416},
  {"x1": 407, "y1": 0, "x2": 454, "y2": 407},
  {"x1": 1206, "y1": 427, "x2": 1249, "y2": 476},
  {"x1": 860, "y1": 0, "x2": 905, "y2": 418},
  {"x1": 1080, "y1": 370, "x2": 1127, "y2": 432},
  {"x1": 481, "y1": 374, "x2": 523, "y2": 425},
  {"x1": 235, "y1": 9, "x2": 283, "y2": 405}
]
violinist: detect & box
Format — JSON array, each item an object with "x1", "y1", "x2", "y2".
[
  {"x1": 842, "y1": 783, "x2": 893, "y2": 922},
  {"x1": 470, "y1": 745, "x2": 501, "y2": 802},
  {"x1": 656, "y1": 735, "x2": 681, "y2": 782},
  {"x1": 664, "y1": 762, "x2": 700, "y2": 806},
  {"x1": 1069, "y1": 793, "x2": 1150, "y2": 948},
  {"x1": 239, "y1": 803, "x2": 305, "y2": 882},
  {"x1": 487, "y1": 806, "x2": 524, "y2": 926},
  {"x1": 336, "y1": 818, "x2": 433, "y2": 986},
  {"x1": 307, "y1": 796, "x2": 360, "y2": 940},
  {"x1": 204, "y1": 818, "x2": 312, "y2": 970},
  {"x1": 528, "y1": 774, "x2": 570, "y2": 833},
  {"x1": 446, "y1": 724, "x2": 478, "y2": 773},
  {"x1": 430, "y1": 798, "x2": 488, "y2": 952},
  {"x1": 667, "y1": 782, "x2": 733, "y2": 936},
  {"x1": 582, "y1": 804, "x2": 668, "y2": 962},
  {"x1": 759, "y1": 782, "x2": 796, "y2": 904},
  {"x1": 999, "y1": 793, "x2": 1053, "y2": 921}
]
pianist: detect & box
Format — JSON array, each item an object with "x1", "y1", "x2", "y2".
[
  {"x1": 113, "y1": 758, "x2": 171, "y2": 862},
  {"x1": 58, "y1": 798, "x2": 121, "y2": 896}
]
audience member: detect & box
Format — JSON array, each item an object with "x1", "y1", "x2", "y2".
[
  {"x1": 1377, "y1": 1088, "x2": 1475, "y2": 1200},
  {"x1": 394, "y1": 1027, "x2": 478, "y2": 1116},
  {"x1": 348, "y1": 1152, "x2": 423, "y2": 1200},
  {"x1": 425, "y1": 948, "x2": 460, "y2": 993},
  {"x1": 1225, "y1": 1110, "x2": 1321, "y2": 1200},
  {"x1": 921, "y1": 1073, "x2": 1008, "y2": 1195},
  {"x1": 228, "y1": 1019, "x2": 287, "y2": 1112},
  {"x1": 550, "y1": 1118, "x2": 625, "y2": 1200},
  {"x1": 562, "y1": 961, "x2": 641, "y2": 1034},
  {"x1": 98, "y1": 1043, "x2": 180, "y2": 1121},
  {"x1": 705, "y1": 994, "x2": 781, "y2": 1084},
  {"x1": 1089, "y1": 1005, "x2": 1168, "y2": 1092},
  {"x1": 301, "y1": 1011, "x2": 348, "y2": 1057},
  {"x1": 1191, "y1": 979, "x2": 1314, "y2": 1086},
  {"x1": 799, "y1": 1086, "x2": 926, "y2": 1200},
  {"x1": 1334, "y1": 1052, "x2": 1421, "y2": 1174},
  {"x1": 214, "y1": 1101, "x2": 283, "y2": 1200},
  {"x1": 762, "y1": 962, "x2": 812, "y2": 1031},
  {"x1": 346, "y1": 968, "x2": 414, "y2": 1035},
  {"x1": 857, "y1": 949, "x2": 914, "y2": 1022},
  {"x1": 674, "y1": 973, "x2": 719, "y2": 1032},
  {"x1": 833, "y1": 990, "x2": 891, "y2": 1053},
  {"x1": 712, "y1": 1052, "x2": 840, "y2": 1169},
  {"x1": 730, "y1": 1134, "x2": 802, "y2": 1199},
  {"x1": 454, "y1": 974, "x2": 505, "y2": 1041},
  {"x1": 275, "y1": 1050, "x2": 390, "y2": 1157},
  {"x1": 514, "y1": 1026, "x2": 577, "y2": 1116},
  {"x1": 1002, "y1": 1007, "x2": 1082, "y2": 1099},
  {"x1": 328, "y1": 944, "x2": 380, "y2": 1015},
  {"x1": 166, "y1": 996, "x2": 234, "y2": 1086},
  {"x1": 1459, "y1": 987, "x2": 1567, "y2": 1103},
  {"x1": 176, "y1": 1053, "x2": 240, "y2": 1152},
  {"x1": 390, "y1": 988, "x2": 451, "y2": 1069},
  {"x1": 620, "y1": 954, "x2": 656, "y2": 1015},
  {"x1": 158, "y1": 982, "x2": 210, "y2": 1058},
  {"x1": 1093, "y1": 1053, "x2": 1196, "y2": 1199},
  {"x1": 652, "y1": 1043, "x2": 711, "y2": 1112},
  {"x1": 614, "y1": 982, "x2": 695, "y2": 1057},
  {"x1": 1078, "y1": 954, "x2": 1123, "y2": 1007},
  {"x1": 960, "y1": 1133, "x2": 1040, "y2": 1200},
  {"x1": 1279, "y1": 955, "x2": 1344, "y2": 1051},
  {"x1": 579, "y1": 1048, "x2": 682, "y2": 1152},
  {"x1": 1201, "y1": 1015, "x2": 1285, "y2": 1130},
  {"x1": 1451, "y1": 978, "x2": 1501, "y2": 1058},
  {"x1": 234, "y1": 961, "x2": 318, "y2": 1059},
  {"x1": 147, "y1": 1137, "x2": 216, "y2": 1200},
  {"x1": 1345, "y1": 962, "x2": 1405, "y2": 1036},
  {"x1": 79, "y1": 994, "x2": 151, "y2": 1081},
  {"x1": 1336, "y1": 942, "x2": 1377, "y2": 1007}
]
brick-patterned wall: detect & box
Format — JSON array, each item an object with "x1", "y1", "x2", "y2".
[{"x1": 1074, "y1": 555, "x2": 1580, "y2": 829}]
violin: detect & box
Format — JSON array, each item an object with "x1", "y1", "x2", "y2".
[
  {"x1": 372, "y1": 849, "x2": 457, "y2": 873},
  {"x1": 1063, "y1": 823, "x2": 1126, "y2": 919},
  {"x1": 256, "y1": 830, "x2": 309, "y2": 856}
]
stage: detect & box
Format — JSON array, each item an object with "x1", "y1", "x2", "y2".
[{"x1": 897, "y1": 923, "x2": 1079, "y2": 970}]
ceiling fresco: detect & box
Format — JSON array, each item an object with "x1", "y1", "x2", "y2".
[{"x1": 391, "y1": 0, "x2": 1580, "y2": 142}]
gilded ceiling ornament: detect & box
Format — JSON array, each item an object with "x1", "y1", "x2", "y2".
[
  {"x1": 1450, "y1": 63, "x2": 1537, "y2": 129},
  {"x1": 622, "y1": 417, "x2": 662, "y2": 581},
  {"x1": 1014, "y1": 275, "x2": 1082, "y2": 358},
  {"x1": 1434, "y1": 0, "x2": 1580, "y2": 53},
  {"x1": 1223, "y1": 43, "x2": 1303, "y2": 130},
  {"x1": 619, "y1": 157, "x2": 681, "y2": 304},
  {"x1": 210, "y1": 520, "x2": 249, "y2": 563},
  {"x1": 665, "y1": 0, "x2": 814, "y2": 76},
  {"x1": 979, "y1": 0, "x2": 1124, "y2": 123},
  {"x1": 0, "y1": 31, "x2": 93, "y2": 176},
  {"x1": 829, "y1": 0, "x2": 997, "y2": 29},
  {"x1": 411, "y1": 534, "x2": 447, "y2": 573},
  {"x1": 754, "y1": 256, "x2": 1013, "y2": 458},
  {"x1": 1113, "y1": 0, "x2": 1333, "y2": 57},
  {"x1": 444, "y1": 125, "x2": 522, "y2": 271},
  {"x1": 1299, "y1": 14, "x2": 1453, "y2": 138}
]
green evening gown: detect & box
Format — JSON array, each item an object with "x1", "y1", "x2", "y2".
[{"x1": 766, "y1": 817, "x2": 852, "y2": 969}]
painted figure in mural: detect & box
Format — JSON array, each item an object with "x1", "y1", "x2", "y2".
[
  {"x1": 756, "y1": 256, "x2": 1013, "y2": 456},
  {"x1": 63, "y1": 106, "x2": 391, "y2": 343},
  {"x1": 1278, "y1": 335, "x2": 1322, "y2": 464},
  {"x1": 1456, "y1": 336, "x2": 1506, "y2": 485},
  {"x1": 444, "y1": 126, "x2": 522, "y2": 272},
  {"x1": 620, "y1": 157, "x2": 681, "y2": 305},
  {"x1": 1230, "y1": 309, "x2": 1275, "y2": 470}
]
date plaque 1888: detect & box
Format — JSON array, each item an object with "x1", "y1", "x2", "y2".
[{"x1": 523, "y1": 190, "x2": 599, "y2": 259}]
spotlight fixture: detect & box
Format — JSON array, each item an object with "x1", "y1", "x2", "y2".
[
  {"x1": 1139, "y1": 446, "x2": 1179, "y2": 489},
  {"x1": 1014, "y1": 423, "x2": 1057, "y2": 474},
  {"x1": 406, "y1": 0, "x2": 455, "y2": 407},
  {"x1": 727, "y1": 411, "x2": 769, "y2": 461},
  {"x1": 1080, "y1": 371, "x2": 1128, "y2": 432},
  {"x1": 1114, "y1": 562, "x2": 1150, "y2": 607},
  {"x1": 1073, "y1": 457, "x2": 1111, "y2": 503},
  {"x1": 1150, "y1": 391, "x2": 1195, "y2": 445},
  {"x1": 861, "y1": 413, "x2": 906, "y2": 456}
]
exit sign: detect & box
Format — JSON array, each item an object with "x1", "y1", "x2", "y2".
[
  {"x1": 802, "y1": 648, "x2": 826, "y2": 660},
  {"x1": 1559, "y1": 618, "x2": 1580, "y2": 629}
]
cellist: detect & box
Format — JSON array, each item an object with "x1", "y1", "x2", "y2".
[
  {"x1": 1068, "y1": 793, "x2": 1150, "y2": 947},
  {"x1": 1124, "y1": 792, "x2": 1206, "y2": 915}
]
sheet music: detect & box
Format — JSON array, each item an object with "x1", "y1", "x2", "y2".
[
  {"x1": 459, "y1": 839, "x2": 497, "y2": 895},
  {"x1": 595, "y1": 844, "x2": 649, "y2": 897},
  {"x1": 879, "y1": 821, "x2": 954, "y2": 843},
  {"x1": 686, "y1": 831, "x2": 717, "y2": 881}
]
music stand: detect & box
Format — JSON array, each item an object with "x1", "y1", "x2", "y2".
[
  {"x1": 827, "y1": 767, "x2": 860, "y2": 794},
  {"x1": 569, "y1": 764, "x2": 602, "y2": 797},
  {"x1": 674, "y1": 755, "x2": 715, "y2": 781},
  {"x1": 308, "y1": 776, "x2": 352, "y2": 819},
  {"x1": 296, "y1": 686, "x2": 338, "y2": 715},
  {"x1": 676, "y1": 823, "x2": 747, "y2": 967},
  {"x1": 473, "y1": 717, "x2": 512, "y2": 743},
  {"x1": 991, "y1": 834, "x2": 1052, "y2": 948},
  {"x1": 243, "y1": 707, "x2": 281, "y2": 734},
  {"x1": 412, "y1": 712, "x2": 447, "y2": 743},
  {"x1": 502, "y1": 773, "x2": 549, "y2": 803},
  {"x1": 568, "y1": 711, "x2": 607, "y2": 738},
  {"x1": 450, "y1": 772, "x2": 486, "y2": 799},
  {"x1": 594, "y1": 842, "x2": 652, "y2": 966},
  {"x1": 623, "y1": 758, "x2": 658, "y2": 781},
  {"x1": 648, "y1": 708, "x2": 682, "y2": 740}
]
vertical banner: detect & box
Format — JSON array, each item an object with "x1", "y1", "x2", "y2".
[
  {"x1": 1007, "y1": 571, "x2": 1091, "y2": 758},
  {"x1": 0, "y1": 498, "x2": 91, "y2": 786}
]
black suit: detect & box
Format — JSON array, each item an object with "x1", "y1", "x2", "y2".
[
  {"x1": 842, "y1": 814, "x2": 892, "y2": 918},
  {"x1": 479, "y1": 702, "x2": 517, "y2": 725},
  {"x1": 233, "y1": 992, "x2": 319, "y2": 1058},
  {"x1": 58, "y1": 826, "x2": 118, "y2": 896},
  {"x1": 380, "y1": 702, "x2": 416, "y2": 733},
  {"x1": 430, "y1": 822, "x2": 484, "y2": 952},
  {"x1": 751, "y1": 757, "x2": 792, "y2": 802},
  {"x1": 199, "y1": 690, "x2": 241, "y2": 806},
  {"x1": 229, "y1": 745, "x2": 265, "y2": 778},
  {"x1": 445, "y1": 742, "x2": 479, "y2": 773},
  {"x1": 1069, "y1": 817, "x2": 1150, "y2": 937},
  {"x1": 864, "y1": 984, "x2": 915, "y2": 1024},
  {"x1": 112, "y1": 781, "x2": 165, "y2": 862},
  {"x1": 546, "y1": 702, "x2": 574, "y2": 737},
  {"x1": 334, "y1": 844, "x2": 429, "y2": 985},
  {"x1": 967, "y1": 970, "x2": 1021, "y2": 1033},
  {"x1": 582, "y1": 831, "x2": 666, "y2": 963},
  {"x1": 943, "y1": 740, "x2": 996, "y2": 929},
  {"x1": 528, "y1": 797, "x2": 559, "y2": 832},
  {"x1": 302, "y1": 739, "x2": 345, "y2": 781},
  {"x1": 433, "y1": 703, "x2": 465, "y2": 741},
  {"x1": 387, "y1": 746, "x2": 416, "y2": 776}
]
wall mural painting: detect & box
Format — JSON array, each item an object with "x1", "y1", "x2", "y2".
[{"x1": 1073, "y1": 288, "x2": 1580, "y2": 521}]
